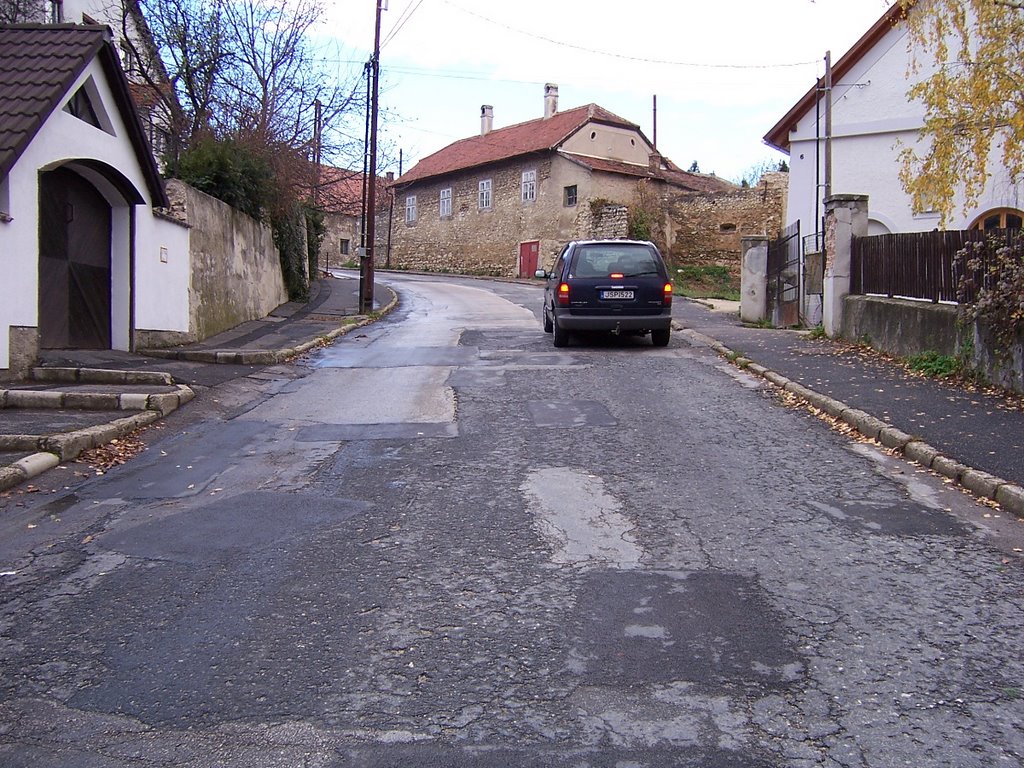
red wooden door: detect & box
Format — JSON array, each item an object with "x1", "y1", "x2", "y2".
[{"x1": 519, "y1": 241, "x2": 540, "y2": 278}]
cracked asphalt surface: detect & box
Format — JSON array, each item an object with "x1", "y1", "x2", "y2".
[{"x1": 1, "y1": 274, "x2": 1022, "y2": 767}]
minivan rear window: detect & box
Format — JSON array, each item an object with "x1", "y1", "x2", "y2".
[{"x1": 569, "y1": 243, "x2": 661, "y2": 278}]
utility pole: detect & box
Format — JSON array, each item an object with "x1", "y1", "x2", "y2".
[
  {"x1": 361, "y1": 0, "x2": 385, "y2": 314},
  {"x1": 313, "y1": 99, "x2": 323, "y2": 272},
  {"x1": 824, "y1": 50, "x2": 833, "y2": 202}
]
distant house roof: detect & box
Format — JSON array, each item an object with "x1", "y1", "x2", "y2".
[
  {"x1": 563, "y1": 153, "x2": 736, "y2": 194},
  {"x1": 395, "y1": 103, "x2": 644, "y2": 186},
  {"x1": 394, "y1": 102, "x2": 737, "y2": 194},
  {"x1": 763, "y1": 3, "x2": 907, "y2": 153},
  {"x1": 0, "y1": 24, "x2": 167, "y2": 206},
  {"x1": 313, "y1": 166, "x2": 388, "y2": 216}
]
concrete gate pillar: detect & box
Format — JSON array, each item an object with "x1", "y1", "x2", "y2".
[
  {"x1": 823, "y1": 194, "x2": 868, "y2": 337},
  {"x1": 740, "y1": 236, "x2": 769, "y2": 324}
]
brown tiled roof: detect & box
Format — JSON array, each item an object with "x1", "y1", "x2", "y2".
[
  {"x1": 0, "y1": 24, "x2": 167, "y2": 206},
  {"x1": 764, "y1": 3, "x2": 907, "y2": 153},
  {"x1": 395, "y1": 104, "x2": 640, "y2": 185},
  {"x1": 562, "y1": 152, "x2": 738, "y2": 194}
]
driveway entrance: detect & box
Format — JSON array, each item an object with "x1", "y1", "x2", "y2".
[{"x1": 38, "y1": 167, "x2": 112, "y2": 349}]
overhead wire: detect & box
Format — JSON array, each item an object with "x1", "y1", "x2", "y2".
[{"x1": 441, "y1": 0, "x2": 820, "y2": 70}]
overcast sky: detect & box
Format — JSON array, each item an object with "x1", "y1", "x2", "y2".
[{"x1": 319, "y1": 0, "x2": 896, "y2": 183}]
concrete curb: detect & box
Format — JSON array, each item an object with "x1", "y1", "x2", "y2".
[
  {"x1": 0, "y1": 383, "x2": 194, "y2": 413},
  {"x1": 676, "y1": 325, "x2": 1024, "y2": 519},
  {"x1": 0, "y1": 369, "x2": 194, "y2": 493},
  {"x1": 135, "y1": 289, "x2": 401, "y2": 365}
]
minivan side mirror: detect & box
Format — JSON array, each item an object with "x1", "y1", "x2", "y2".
[{"x1": 534, "y1": 269, "x2": 548, "y2": 279}]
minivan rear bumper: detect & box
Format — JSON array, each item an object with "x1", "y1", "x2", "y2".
[{"x1": 556, "y1": 311, "x2": 672, "y2": 332}]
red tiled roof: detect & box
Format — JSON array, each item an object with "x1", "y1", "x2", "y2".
[
  {"x1": 562, "y1": 152, "x2": 738, "y2": 194},
  {"x1": 764, "y1": 3, "x2": 907, "y2": 153},
  {"x1": 0, "y1": 24, "x2": 167, "y2": 206},
  {"x1": 311, "y1": 166, "x2": 388, "y2": 216},
  {"x1": 395, "y1": 104, "x2": 640, "y2": 185}
]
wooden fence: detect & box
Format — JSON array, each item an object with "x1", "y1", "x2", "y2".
[{"x1": 851, "y1": 229, "x2": 1019, "y2": 303}]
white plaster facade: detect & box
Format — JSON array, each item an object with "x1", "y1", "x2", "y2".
[
  {"x1": 769, "y1": 6, "x2": 1023, "y2": 243},
  {"x1": 0, "y1": 29, "x2": 188, "y2": 376}
]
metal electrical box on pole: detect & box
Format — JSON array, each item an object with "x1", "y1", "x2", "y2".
[{"x1": 360, "y1": 0, "x2": 384, "y2": 315}]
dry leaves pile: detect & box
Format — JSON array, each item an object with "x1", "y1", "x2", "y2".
[{"x1": 77, "y1": 434, "x2": 147, "y2": 474}]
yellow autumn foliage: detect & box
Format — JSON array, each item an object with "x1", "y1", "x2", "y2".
[{"x1": 898, "y1": 0, "x2": 1024, "y2": 225}]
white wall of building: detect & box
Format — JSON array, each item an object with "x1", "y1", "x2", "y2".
[
  {"x1": 0, "y1": 53, "x2": 189, "y2": 371},
  {"x1": 784, "y1": 17, "x2": 1022, "y2": 243}
]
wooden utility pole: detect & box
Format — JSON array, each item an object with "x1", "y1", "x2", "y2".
[{"x1": 361, "y1": 0, "x2": 385, "y2": 314}]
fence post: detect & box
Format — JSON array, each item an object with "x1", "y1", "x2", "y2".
[
  {"x1": 823, "y1": 194, "x2": 869, "y2": 337},
  {"x1": 740, "y1": 236, "x2": 769, "y2": 324}
]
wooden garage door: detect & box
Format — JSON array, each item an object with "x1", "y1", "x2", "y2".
[{"x1": 39, "y1": 168, "x2": 112, "y2": 349}]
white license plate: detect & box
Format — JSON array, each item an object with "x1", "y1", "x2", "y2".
[{"x1": 601, "y1": 290, "x2": 634, "y2": 300}]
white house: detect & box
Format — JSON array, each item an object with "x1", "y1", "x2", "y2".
[
  {"x1": 765, "y1": 3, "x2": 1023, "y2": 246},
  {"x1": 0, "y1": 23, "x2": 190, "y2": 379}
]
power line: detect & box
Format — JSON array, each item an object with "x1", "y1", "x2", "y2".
[
  {"x1": 380, "y1": 0, "x2": 427, "y2": 49},
  {"x1": 442, "y1": 0, "x2": 820, "y2": 70}
]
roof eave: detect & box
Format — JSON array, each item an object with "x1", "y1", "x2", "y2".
[{"x1": 763, "y1": 2, "x2": 908, "y2": 153}]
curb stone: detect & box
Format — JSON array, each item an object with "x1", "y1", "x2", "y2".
[{"x1": 693, "y1": 331, "x2": 1024, "y2": 519}]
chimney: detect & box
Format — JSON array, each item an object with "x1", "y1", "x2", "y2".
[
  {"x1": 481, "y1": 105, "x2": 493, "y2": 136},
  {"x1": 544, "y1": 83, "x2": 559, "y2": 119}
]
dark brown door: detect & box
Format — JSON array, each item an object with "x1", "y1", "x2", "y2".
[{"x1": 39, "y1": 168, "x2": 112, "y2": 349}]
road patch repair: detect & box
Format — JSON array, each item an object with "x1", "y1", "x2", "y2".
[{"x1": 0, "y1": 368, "x2": 194, "y2": 491}]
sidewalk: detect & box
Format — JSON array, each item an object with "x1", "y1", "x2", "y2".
[
  {"x1": 672, "y1": 299, "x2": 1024, "y2": 516},
  {"x1": 0, "y1": 273, "x2": 396, "y2": 491}
]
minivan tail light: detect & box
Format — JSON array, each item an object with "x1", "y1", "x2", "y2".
[
  {"x1": 663, "y1": 283, "x2": 673, "y2": 306},
  {"x1": 557, "y1": 282, "x2": 570, "y2": 306}
]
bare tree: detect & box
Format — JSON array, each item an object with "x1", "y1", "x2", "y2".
[{"x1": 0, "y1": 0, "x2": 47, "y2": 23}]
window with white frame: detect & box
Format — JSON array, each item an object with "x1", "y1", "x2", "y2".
[
  {"x1": 405, "y1": 195, "x2": 417, "y2": 224},
  {"x1": 440, "y1": 188, "x2": 452, "y2": 217},
  {"x1": 521, "y1": 170, "x2": 536, "y2": 203},
  {"x1": 478, "y1": 179, "x2": 492, "y2": 210}
]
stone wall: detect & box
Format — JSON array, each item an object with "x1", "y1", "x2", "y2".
[
  {"x1": 841, "y1": 294, "x2": 1024, "y2": 393},
  {"x1": 666, "y1": 172, "x2": 788, "y2": 269},
  {"x1": 166, "y1": 180, "x2": 288, "y2": 342}
]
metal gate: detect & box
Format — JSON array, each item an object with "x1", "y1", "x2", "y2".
[{"x1": 767, "y1": 221, "x2": 801, "y2": 328}]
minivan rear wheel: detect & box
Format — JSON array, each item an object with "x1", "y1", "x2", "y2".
[
  {"x1": 651, "y1": 328, "x2": 670, "y2": 347},
  {"x1": 552, "y1": 314, "x2": 569, "y2": 347}
]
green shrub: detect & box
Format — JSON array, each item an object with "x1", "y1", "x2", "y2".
[
  {"x1": 176, "y1": 137, "x2": 274, "y2": 221},
  {"x1": 906, "y1": 350, "x2": 961, "y2": 378}
]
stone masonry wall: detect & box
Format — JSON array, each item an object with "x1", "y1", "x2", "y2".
[
  {"x1": 390, "y1": 157, "x2": 570, "y2": 277},
  {"x1": 168, "y1": 180, "x2": 289, "y2": 341},
  {"x1": 666, "y1": 172, "x2": 788, "y2": 270}
]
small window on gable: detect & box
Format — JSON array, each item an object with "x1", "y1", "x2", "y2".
[
  {"x1": 563, "y1": 185, "x2": 577, "y2": 207},
  {"x1": 479, "y1": 179, "x2": 492, "y2": 210},
  {"x1": 440, "y1": 188, "x2": 452, "y2": 217},
  {"x1": 63, "y1": 77, "x2": 113, "y2": 135},
  {"x1": 405, "y1": 195, "x2": 417, "y2": 224}
]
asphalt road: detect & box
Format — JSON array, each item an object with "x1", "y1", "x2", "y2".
[{"x1": 1, "y1": 274, "x2": 1022, "y2": 767}]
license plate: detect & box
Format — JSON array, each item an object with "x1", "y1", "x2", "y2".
[{"x1": 601, "y1": 290, "x2": 634, "y2": 300}]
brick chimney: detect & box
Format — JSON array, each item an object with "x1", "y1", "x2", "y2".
[
  {"x1": 481, "y1": 105, "x2": 494, "y2": 136},
  {"x1": 544, "y1": 84, "x2": 559, "y2": 119}
]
